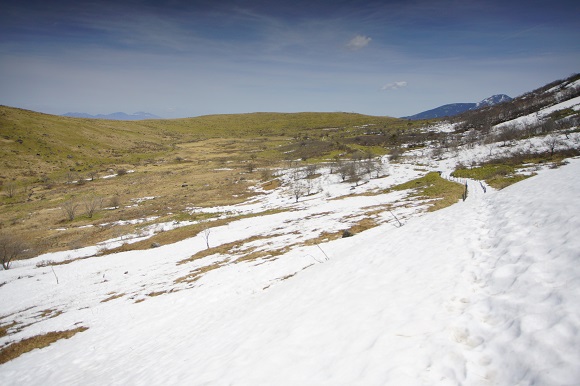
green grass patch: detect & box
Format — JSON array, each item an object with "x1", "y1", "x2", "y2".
[
  {"x1": 452, "y1": 164, "x2": 515, "y2": 180},
  {"x1": 485, "y1": 174, "x2": 531, "y2": 189},
  {"x1": 452, "y1": 164, "x2": 531, "y2": 189},
  {"x1": 391, "y1": 172, "x2": 465, "y2": 211}
]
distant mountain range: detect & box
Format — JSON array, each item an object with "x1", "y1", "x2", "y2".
[
  {"x1": 402, "y1": 94, "x2": 512, "y2": 120},
  {"x1": 62, "y1": 112, "x2": 161, "y2": 120}
]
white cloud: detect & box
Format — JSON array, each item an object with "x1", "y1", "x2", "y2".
[
  {"x1": 381, "y1": 81, "x2": 408, "y2": 91},
  {"x1": 346, "y1": 35, "x2": 371, "y2": 50}
]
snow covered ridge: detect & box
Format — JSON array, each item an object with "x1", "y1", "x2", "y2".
[
  {"x1": 494, "y1": 95, "x2": 580, "y2": 130},
  {"x1": 1, "y1": 156, "x2": 579, "y2": 384}
]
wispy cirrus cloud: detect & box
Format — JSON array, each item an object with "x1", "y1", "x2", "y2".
[
  {"x1": 346, "y1": 34, "x2": 371, "y2": 50},
  {"x1": 381, "y1": 81, "x2": 408, "y2": 91}
]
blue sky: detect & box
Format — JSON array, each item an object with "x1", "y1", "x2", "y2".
[{"x1": 1, "y1": 0, "x2": 578, "y2": 118}]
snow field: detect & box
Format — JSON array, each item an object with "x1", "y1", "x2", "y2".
[{"x1": 1, "y1": 151, "x2": 579, "y2": 384}]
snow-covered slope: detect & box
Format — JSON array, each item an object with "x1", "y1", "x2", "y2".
[
  {"x1": 495, "y1": 95, "x2": 580, "y2": 130},
  {"x1": 402, "y1": 94, "x2": 512, "y2": 120},
  {"x1": 1, "y1": 153, "x2": 579, "y2": 384}
]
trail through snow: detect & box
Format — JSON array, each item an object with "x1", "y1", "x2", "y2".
[{"x1": 1, "y1": 160, "x2": 579, "y2": 385}]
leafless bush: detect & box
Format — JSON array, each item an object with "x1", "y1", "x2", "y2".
[
  {"x1": 363, "y1": 158, "x2": 383, "y2": 178},
  {"x1": 346, "y1": 162, "x2": 362, "y2": 186},
  {"x1": 3, "y1": 181, "x2": 17, "y2": 198},
  {"x1": 109, "y1": 195, "x2": 121, "y2": 209},
  {"x1": 389, "y1": 146, "x2": 402, "y2": 161},
  {"x1": 291, "y1": 180, "x2": 306, "y2": 202},
  {"x1": 87, "y1": 170, "x2": 98, "y2": 181},
  {"x1": 65, "y1": 171, "x2": 77, "y2": 184},
  {"x1": 337, "y1": 161, "x2": 351, "y2": 181},
  {"x1": 260, "y1": 169, "x2": 274, "y2": 181},
  {"x1": 84, "y1": 195, "x2": 103, "y2": 218},
  {"x1": 61, "y1": 199, "x2": 79, "y2": 221},
  {"x1": 305, "y1": 177, "x2": 321, "y2": 196},
  {"x1": 305, "y1": 164, "x2": 319, "y2": 178},
  {"x1": 1, "y1": 234, "x2": 27, "y2": 270},
  {"x1": 544, "y1": 135, "x2": 564, "y2": 156}
]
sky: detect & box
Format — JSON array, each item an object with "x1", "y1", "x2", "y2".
[{"x1": 0, "y1": 0, "x2": 579, "y2": 119}]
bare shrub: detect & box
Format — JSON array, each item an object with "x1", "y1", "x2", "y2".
[
  {"x1": 65, "y1": 171, "x2": 77, "y2": 184},
  {"x1": 305, "y1": 163, "x2": 319, "y2": 178},
  {"x1": 389, "y1": 146, "x2": 402, "y2": 161},
  {"x1": 544, "y1": 135, "x2": 564, "y2": 156},
  {"x1": 83, "y1": 195, "x2": 103, "y2": 218},
  {"x1": 61, "y1": 200, "x2": 79, "y2": 221},
  {"x1": 109, "y1": 195, "x2": 121, "y2": 209},
  {"x1": 291, "y1": 180, "x2": 306, "y2": 202},
  {"x1": 0, "y1": 234, "x2": 26, "y2": 270},
  {"x1": 87, "y1": 170, "x2": 98, "y2": 181},
  {"x1": 337, "y1": 161, "x2": 351, "y2": 181},
  {"x1": 3, "y1": 181, "x2": 17, "y2": 198},
  {"x1": 260, "y1": 169, "x2": 273, "y2": 181}
]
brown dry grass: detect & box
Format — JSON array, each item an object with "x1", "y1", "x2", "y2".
[
  {"x1": 36, "y1": 309, "x2": 63, "y2": 319},
  {"x1": 0, "y1": 326, "x2": 88, "y2": 365},
  {"x1": 0, "y1": 321, "x2": 18, "y2": 338},
  {"x1": 261, "y1": 179, "x2": 281, "y2": 191},
  {"x1": 101, "y1": 293, "x2": 125, "y2": 303},
  {"x1": 146, "y1": 291, "x2": 167, "y2": 297},
  {"x1": 174, "y1": 262, "x2": 224, "y2": 284}
]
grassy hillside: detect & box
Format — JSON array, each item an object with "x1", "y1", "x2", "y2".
[
  {"x1": 0, "y1": 106, "x2": 415, "y2": 181},
  {"x1": 0, "y1": 105, "x2": 423, "y2": 258}
]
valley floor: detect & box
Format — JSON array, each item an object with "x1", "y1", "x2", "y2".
[{"x1": 1, "y1": 158, "x2": 579, "y2": 385}]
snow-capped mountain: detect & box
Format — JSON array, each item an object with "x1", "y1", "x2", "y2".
[
  {"x1": 475, "y1": 94, "x2": 512, "y2": 108},
  {"x1": 402, "y1": 94, "x2": 512, "y2": 120},
  {"x1": 62, "y1": 112, "x2": 161, "y2": 120}
]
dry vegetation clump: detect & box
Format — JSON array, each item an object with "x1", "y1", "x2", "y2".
[
  {"x1": 101, "y1": 293, "x2": 125, "y2": 303},
  {"x1": 0, "y1": 327, "x2": 88, "y2": 365},
  {"x1": 0, "y1": 321, "x2": 18, "y2": 338}
]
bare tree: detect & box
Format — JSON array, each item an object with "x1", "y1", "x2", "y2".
[
  {"x1": 291, "y1": 180, "x2": 306, "y2": 202},
  {"x1": 305, "y1": 163, "x2": 319, "y2": 178},
  {"x1": 371, "y1": 158, "x2": 384, "y2": 178},
  {"x1": 544, "y1": 135, "x2": 563, "y2": 157},
  {"x1": 337, "y1": 161, "x2": 351, "y2": 181},
  {"x1": 0, "y1": 234, "x2": 26, "y2": 270},
  {"x1": 363, "y1": 157, "x2": 383, "y2": 178},
  {"x1": 62, "y1": 199, "x2": 79, "y2": 221},
  {"x1": 84, "y1": 195, "x2": 103, "y2": 218},
  {"x1": 330, "y1": 155, "x2": 341, "y2": 174},
  {"x1": 65, "y1": 171, "x2": 77, "y2": 184},
  {"x1": 305, "y1": 176, "x2": 320, "y2": 196},
  {"x1": 347, "y1": 162, "x2": 362, "y2": 186},
  {"x1": 87, "y1": 170, "x2": 98, "y2": 181}
]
